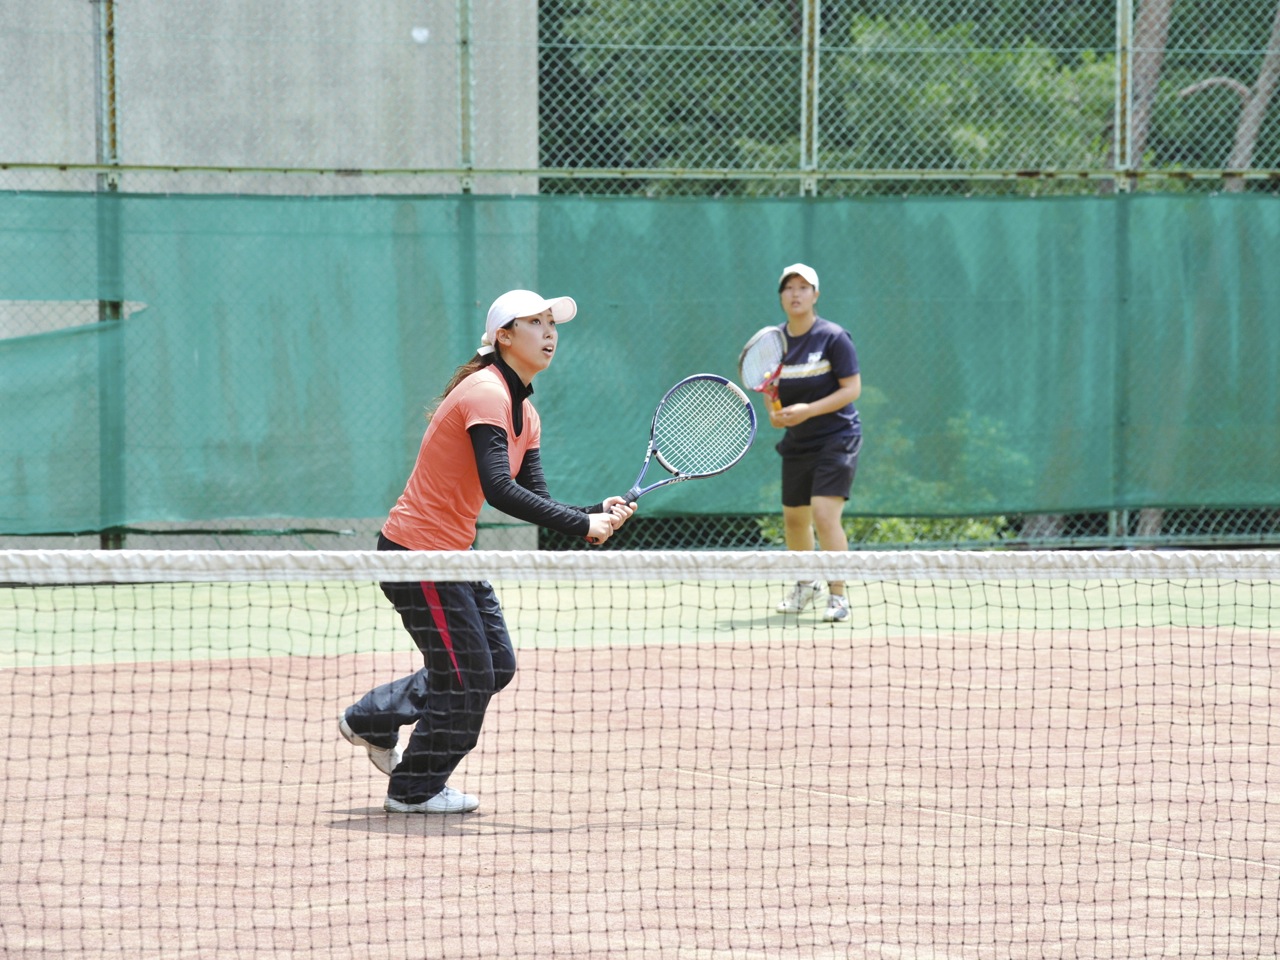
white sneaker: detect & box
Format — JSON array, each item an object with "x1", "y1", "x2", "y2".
[
  {"x1": 777, "y1": 580, "x2": 821, "y2": 613},
  {"x1": 384, "y1": 785, "x2": 480, "y2": 814},
  {"x1": 338, "y1": 713, "x2": 402, "y2": 775},
  {"x1": 822, "y1": 594, "x2": 850, "y2": 622}
]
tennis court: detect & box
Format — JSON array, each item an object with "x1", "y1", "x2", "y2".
[
  {"x1": 5, "y1": 3, "x2": 1280, "y2": 958},
  {"x1": 3, "y1": 552, "x2": 1278, "y2": 958}
]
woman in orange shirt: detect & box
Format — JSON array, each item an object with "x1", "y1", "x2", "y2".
[{"x1": 340, "y1": 289, "x2": 635, "y2": 814}]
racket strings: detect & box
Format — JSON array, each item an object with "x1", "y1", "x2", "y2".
[
  {"x1": 653, "y1": 379, "x2": 754, "y2": 475},
  {"x1": 739, "y1": 339, "x2": 783, "y2": 389}
]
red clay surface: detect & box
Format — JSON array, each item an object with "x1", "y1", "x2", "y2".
[{"x1": 3, "y1": 629, "x2": 1279, "y2": 959}]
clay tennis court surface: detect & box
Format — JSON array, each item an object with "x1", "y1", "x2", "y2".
[{"x1": 3, "y1": 626, "x2": 1279, "y2": 958}]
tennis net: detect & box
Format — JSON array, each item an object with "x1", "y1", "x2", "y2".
[{"x1": 2, "y1": 548, "x2": 1279, "y2": 959}]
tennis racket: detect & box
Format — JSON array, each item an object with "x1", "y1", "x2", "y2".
[
  {"x1": 737, "y1": 325, "x2": 787, "y2": 412},
  {"x1": 621, "y1": 374, "x2": 757, "y2": 502}
]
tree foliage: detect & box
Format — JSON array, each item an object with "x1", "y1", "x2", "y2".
[{"x1": 539, "y1": 0, "x2": 1280, "y2": 195}]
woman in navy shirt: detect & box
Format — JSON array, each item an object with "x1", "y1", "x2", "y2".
[{"x1": 770, "y1": 263, "x2": 862, "y2": 621}]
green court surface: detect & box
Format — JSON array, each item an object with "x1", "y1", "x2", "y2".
[{"x1": 3, "y1": 577, "x2": 1278, "y2": 669}]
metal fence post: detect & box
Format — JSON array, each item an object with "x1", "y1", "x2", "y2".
[
  {"x1": 1113, "y1": 0, "x2": 1134, "y2": 182},
  {"x1": 458, "y1": 0, "x2": 477, "y2": 355},
  {"x1": 93, "y1": 0, "x2": 125, "y2": 550},
  {"x1": 459, "y1": 0, "x2": 474, "y2": 193},
  {"x1": 800, "y1": 0, "x2": 820, "y2": 197}
]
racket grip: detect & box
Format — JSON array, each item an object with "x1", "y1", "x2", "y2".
[
  {"x1": 623, "y1": 485, "x2": 643, "y2": 503},
  {"x1": 764, "y1": 382, "x2": 781, "y2": 413}
]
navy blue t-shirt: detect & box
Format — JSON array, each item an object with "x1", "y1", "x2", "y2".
[{"x1": 775, "y1": 316, "x2": 861, "y2": 455}]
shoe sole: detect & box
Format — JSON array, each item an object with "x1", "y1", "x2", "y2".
[
  {"x1": 338, "y1": 715, "x2": 402, "y2": 775},
  {"x1": 384, "y1": 796, "x2": 479, "y2": 815}
]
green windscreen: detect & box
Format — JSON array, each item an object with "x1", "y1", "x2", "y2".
[{"x1": 2, "y1": 192, "x2": 1278, "y2": 534}]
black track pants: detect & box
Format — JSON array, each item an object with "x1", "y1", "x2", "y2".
[{"x1": 344, "y1": 540, "x2": 516, "y2": 803}]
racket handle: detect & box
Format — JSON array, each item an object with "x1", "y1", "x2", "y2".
[
  {"x1": 764, "y1": 383, "x2": 781, "y2": 413},
  {"x1": 623, "y1": 485, "x2": 643, "y2": 502}
]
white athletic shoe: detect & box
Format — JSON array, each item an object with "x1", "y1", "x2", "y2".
[
  {"x1": 338, "y1": 714, "x2": 402, "y2": 775},
  {"x1": 384, "y1": 786, "x2": 480, "y2": 815},
  {"x1": 822, "y1": 594, "x2": 850, "y2": 622},
  {"x1": 777, "y1": 580, "x2": 821, "y2": 613}
]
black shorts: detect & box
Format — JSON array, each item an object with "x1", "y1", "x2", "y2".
[{"x1": 780, "y1": 434, "x2": 861, "y2": 508}]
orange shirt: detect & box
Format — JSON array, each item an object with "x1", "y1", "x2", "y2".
[{"x1": 382, "y1": 366, "x2": 541, "y2": 550}]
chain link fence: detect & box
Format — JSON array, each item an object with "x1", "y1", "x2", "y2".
[
  {"x1": 539, "y1": 0, "x2": 1280, "y2": 197},
  {"x1": 6, "y1": 1, "x2": 1280, "y2": 195},
  {"x1": 3, "y1": 0, "x2": 1280, "y2": 549}
]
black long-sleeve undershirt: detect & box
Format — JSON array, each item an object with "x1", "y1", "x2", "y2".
[{"x1": 469, "y1": 424, "x2": 603, "y2": 538}]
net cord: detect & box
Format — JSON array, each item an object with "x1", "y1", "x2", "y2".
[{"x1": 3, "y1": 548, "x2": 1280, "y2": 585}]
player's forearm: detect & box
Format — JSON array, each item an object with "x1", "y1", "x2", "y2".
[
  {"x1": 803, "y1": 383, "x2": 860, "y2": 417},
  {"x1": 471, "y1": 426, "x2": 591, "y2": 537},
  {"x1": 484, "y1": 476, "x2": 592, "y2": 536}
]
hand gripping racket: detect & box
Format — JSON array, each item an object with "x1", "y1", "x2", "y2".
[
  {"x1": 737, "y1": 325, "x2": 787, "y2": 412},
  {"x1": 621, "y1": 374, "x2": 757, "y2": 502}
]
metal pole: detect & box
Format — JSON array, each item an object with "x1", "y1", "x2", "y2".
[
  {"x1": 94, "y1": 0, "x2": 125, "y2": 550},
  {"x1": 1109, "y1": 192, "x2": 1132, "y2": 545},
  {"x1": 458, "y1": 0, "x2": 474, "y2": 192},
  {"x1": 1113, "y1": 0, "x2": 1134, "y2": 185},
  {"x1": 800, "y1": 0, "x2": 821, "y2": 196},
  {"x1": 457, "y1": 0, "x2": 477, "y2": 347},
  {"x1": 1108, "y1": 0, "x2": 1135, "y2": 544}
]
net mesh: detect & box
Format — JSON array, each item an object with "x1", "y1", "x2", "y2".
[{"x1": 3, "y1": 547, "x2": 1280, "y2": 959}]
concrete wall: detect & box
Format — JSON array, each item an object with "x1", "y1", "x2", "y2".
[
  {"x1": 0, "y1": 1, "x2": 99, "y2": 189},
  {"x1": 0, "y1": 0, "x2": 538, "y2": 195}
]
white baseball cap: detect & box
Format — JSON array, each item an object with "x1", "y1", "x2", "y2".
[
  {"x1": 778, "y1": 262, "x2": 819, "y2": 291},
  {"x1": 479, "y1": 289, "x2": 577, "y2": 356}
]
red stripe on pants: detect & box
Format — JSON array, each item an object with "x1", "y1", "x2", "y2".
[{"x1": 420, "y1": 581, "x2": 463, "y2": 687}]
